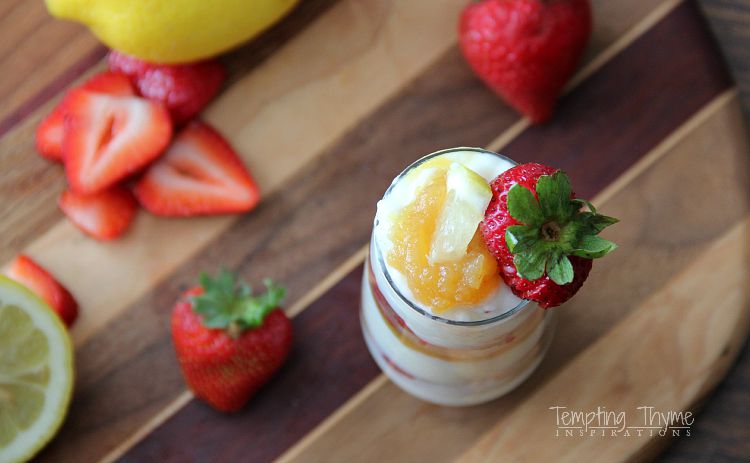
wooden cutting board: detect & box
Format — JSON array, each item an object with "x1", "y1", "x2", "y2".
[{"x1": 1, "y1": 0, "x2": 748, "y2": 462}]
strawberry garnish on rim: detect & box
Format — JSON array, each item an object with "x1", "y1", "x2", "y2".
[
  {"x1": 134, "y1": 121, "x2": 260, "y2": 216},
  {"x1": 63, "y1": 89, "x2": 172, "y2": 194},
  {"x1": 481, "y1": 163, "x2": 618, "y2": 308},
  {"x1": 6, "y1": 255, "x2": 79, "y2": 327},
  {"x1": 35, "y1": 71, "x2": 135, "y2": 162},
  {"x1": 171, "y1": 270, "x2": 292, "y2": 412},
  {"x1": 58, "y1": 186, "x2": 138, "y2": 241}
]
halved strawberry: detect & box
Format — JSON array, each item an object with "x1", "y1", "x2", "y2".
[
  {"x1": 6, "y1": 255, "x2": 79, "y2": 327},
  {"x1": 63, "y1": 89, "x2": 172, "y2": 194},
  {"x1": 108, "y1": 50, "x2": 226, "y2": 124},
  {"x1": 59, "y1": 185, "x2": 138, "y2": 241},
  {"x1": 35, "y1": 71, "x2": 134, "y2": 162},
  {"x1": 36, "y1": 109, "x2": 66, "y2": 162},
  {"x1": 134, "y1": 121, "x2": 259, "y2": 216}
]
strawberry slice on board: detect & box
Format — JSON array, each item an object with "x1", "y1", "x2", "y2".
[
  {"x1": 63, "y1": 89, "x2": 172, "y2": 194},
  {"x1": 134, "y1": 121, "x2": 260, "y2": 217},
  {"x1": 108, "y1": 50, "x2": 226, "y2": 125},
  {"x1": 36, "y1": 110, "x2": 67, "y2": 162},
  {"x1": 35, "y1": 71, "x2": 135, "y2": 162},
  {"x1": 5, "y1": 255, "x2": 79, "y2": 327},
  {"x1": 58, "y1": 185, "x2": 138, "y2": 241}
]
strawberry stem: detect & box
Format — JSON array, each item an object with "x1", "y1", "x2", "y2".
[
  {"x1": 505, "y1": 171, "x2": 618, "y2": 285},
  {"x1": 190, "y1": 269, "x2": 285, "y2": 335}
]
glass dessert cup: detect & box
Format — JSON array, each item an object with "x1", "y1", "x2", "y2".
[{"x1": 360, "y1": 148, "x2": 557, "y2": 406}]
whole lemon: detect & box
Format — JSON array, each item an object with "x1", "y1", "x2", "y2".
[{"x1": 46, "y1": 0, "x2": 299, "y2": 63}]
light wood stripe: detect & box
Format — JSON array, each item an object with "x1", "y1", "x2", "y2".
[
  {"x1": 274, "y1": 88, "x2": 745, "y2": 463},
  {"x1": 0, "y1": 1, "x2": 101, "y2": 125},
  {"x1": 98, "y1": 392, "x2": 194, "y2": 463}
]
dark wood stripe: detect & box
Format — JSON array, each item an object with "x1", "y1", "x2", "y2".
[
  {"x1": 0, "y1": 0, "x2": 27, "y2": 19},
  {"x1": 0, "y1": 45, "x2": 107, "y2": 139},
  {"x1": 99, "y1": 2, "x2": 733, "y2": 462},
  {"x1": 503, "y1": 0, "x2": 732, "y2": 199}
]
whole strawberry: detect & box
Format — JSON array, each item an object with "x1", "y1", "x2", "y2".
[
  {"x1": 459, "y1": 0, "x2": 591, "y2": 123},
  {"x1": 171, "y1": 270, "x2": 292, "y2": 412},
  {"x1": 481, "y1": 163, "x2": 617, "y2": 308},
  {"x1": 108, "y1": 50, "x2": 226, "y2": 125}
]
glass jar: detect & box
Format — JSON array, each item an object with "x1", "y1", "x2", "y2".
[{"x1": 360, "y1": 148, "x2": 557, "y2": 406}]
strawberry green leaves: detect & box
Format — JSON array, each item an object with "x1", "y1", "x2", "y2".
[
  {"x1": 507, "y1": 183, "x2": 544, "y2": 226},
  {"x1": 191, "y1": 269, "x2": 285, "y2": 335},
  {"x1": 504, "y1": 171, "x2": 618, "y2": 285}
]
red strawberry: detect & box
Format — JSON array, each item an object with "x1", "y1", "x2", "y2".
[
  {"x1": 63, "y1": 89, "x2": 172, "y2": 194},
  {"x1": 171, "y1": 270, "x2": 292, "y2": 412},
  {"x1": 59, "y1": 185, "x2": 138, "y2": 241},
  {"x1": 35, "y1": 71, "x2": 135, "y2": 162},
  {"x1": 133, "y1": 121, "x2": 260, "y2": 216},
  {"x1": 480, "y1": 163, "x2": 617, "y2": 308},
  {"x1": 459, "y1": 0, "x2": 591, "y2": 123},
  {"x1": 108, "y1": 51, "x2": 226, "y2": 124},
  {"x1": 36, "y1": 110, "x2": 66, "y2": 162},
  {"x1": 106, "y1": 51, "x2": 152, "y2": 77},
  {"x1": 6, "y1": 255, "x2": 79, "y2": 327}
]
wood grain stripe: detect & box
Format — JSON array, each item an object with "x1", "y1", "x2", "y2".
[
  {"x1": 0, "y1": 1, "x2": 101, "y2": 124},
  {"x1": 0, "y1": 45, "x2": 106, "y2": 138},
  {"x1": 113, "y1": 3, "x2": 734, "y2": 462}
]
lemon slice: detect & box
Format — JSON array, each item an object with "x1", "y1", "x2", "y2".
[
  {"x1": 429, "y1": 162, "x2": 492, "y2": 263},
  {"x1": 0, "y1": 276, "x2": 73, "y2": 463}
]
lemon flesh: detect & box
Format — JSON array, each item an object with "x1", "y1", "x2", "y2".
[
  {"x1": 0, "y1": 276, "x2": 73, "y2": 463},
  {"x1": 429, "y1": 162, "x2": 493, "y2": 264}
]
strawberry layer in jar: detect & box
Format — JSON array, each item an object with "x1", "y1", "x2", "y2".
[{"x1": 360, "y1": 147, "x2": 557, "y2": 406}]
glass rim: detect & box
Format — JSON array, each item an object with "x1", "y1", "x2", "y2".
[{"x1": 373, "y1": 147, "x2": 533, "y2": 327}]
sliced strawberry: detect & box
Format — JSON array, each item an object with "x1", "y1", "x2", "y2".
[
  {"x1": 6, "y1": 255, "x2": 79, "y2": 327},
  {"x1": 76, "y1": 71, "x2": 135, "y2": 95},
  {"x1": 35, "y1": 71, "x2": 135, "y2": 162},
  {"x1": 134, "y1": 121, "x2": 259, "y2": 216},
  {"x1": 59, "y1": 185, "x2": 138, "y2": 241},
  {"x1": 63, "y1": 89, "x2": 172, "y2": 194},
  {"x1": 108, "y1": 50, "x2": 226, "y2": 124},
  {"x1": 36, "y1": 107, "x2": 66, "y2": 162}
]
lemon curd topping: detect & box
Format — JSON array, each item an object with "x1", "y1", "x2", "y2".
[{"x1": 385, "y1": 162, "x2": 500, "y2": 313}]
